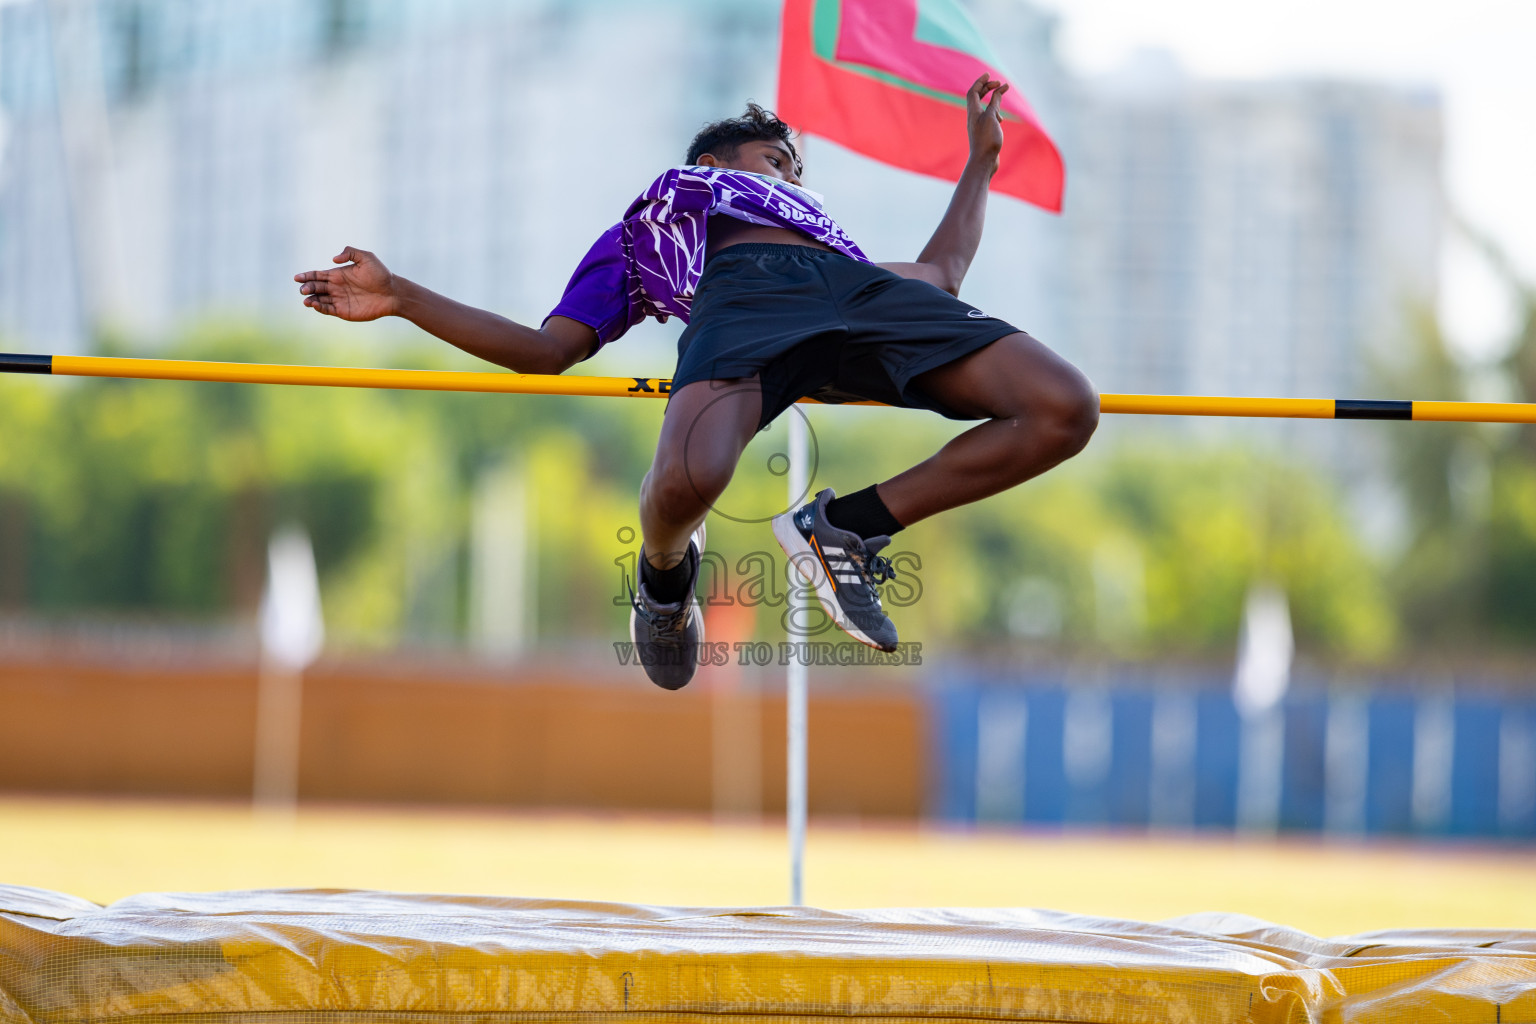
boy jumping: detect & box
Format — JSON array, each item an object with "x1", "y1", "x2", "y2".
[{"x1": 296, "y1": 76, "x2": 1098, "y2": 690}]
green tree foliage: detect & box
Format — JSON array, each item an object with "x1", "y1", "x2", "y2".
[
  {"x1": 1383, "y1": 235, "x2": 1536, "y2": 650},
  {"x1": 0, "y1": 325, "x2": 660, "y2": 646},
  {"x1": 0, "y1": 325, "x2": 1395, "y2": 660},
  {"x1": 741, "y1": 409, "x2": 1394, "y2": 660},
  {"x1": 891, "y1": 431, "x2": 1393, "y2": 659}
]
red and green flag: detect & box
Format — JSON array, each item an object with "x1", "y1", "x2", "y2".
[{"x1": 777, "y1": 0, "x2": 1065, "y2": 212}]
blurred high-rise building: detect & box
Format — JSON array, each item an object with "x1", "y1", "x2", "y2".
[
  {"x1": 1062, "y1": 51, "x2": 1443, "y2": 405},
  {"x1": 0, "y1": 0, "x2": 787, "y2": 357},
  {"x1": 1, "y1": 0, "x2": 1440, "y2": 421}
]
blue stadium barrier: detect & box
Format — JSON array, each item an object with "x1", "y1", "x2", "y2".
[
  {"x1": 929, "y1": 665, "x2": 1536, "y2": 841},
  {"x1": 1191, "y1": 690, "x2": 1241, "y2": 828},
  {"x1": 1449, "y1": 698, "x2": 1502, "y2": 837},
  {"x1": 1022, "y1": 687, "x2": 1067, "y2": 824},
  {"x1": 1278, "y1": 692, "x2": 1328, "y2": 831},
  {"x1": 1364, "y1": 694, "x2": 1417, "y2": 835}
]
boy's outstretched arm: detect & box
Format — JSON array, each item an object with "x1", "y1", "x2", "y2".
[
  {"x1": 877, "y1": 74, "x2": 1008, "y2": 297},
  {"x1": 294, "y1": 246, "x2": 596, "y2": 375}
]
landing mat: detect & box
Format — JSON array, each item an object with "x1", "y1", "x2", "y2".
[{"x1": 2, "y1": 885, "x2": 1533, "y2": 1022}]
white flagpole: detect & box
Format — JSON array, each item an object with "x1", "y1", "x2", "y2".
[
  {"x1": 1233, "y1": 582, "x2": 1293, "y2": 833},
  {"x1": 786, "y1": 410, "x2": 809, "y2": 906},
  {"x1": 254, "y1": 527, "x2": 325, "y2": 816}
]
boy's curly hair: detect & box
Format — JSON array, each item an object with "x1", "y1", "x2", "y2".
[{"x1": 685, "y1": 103, "x2": 799, "y2": 168}]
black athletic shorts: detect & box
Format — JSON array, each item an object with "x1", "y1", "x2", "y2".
[{"x1": 671, "y1": 242, "x2": 1023, "y2": 431}]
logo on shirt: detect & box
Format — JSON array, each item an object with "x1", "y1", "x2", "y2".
[{"x1": 967, "y1": 309, "x2": 990, "y2": 319}]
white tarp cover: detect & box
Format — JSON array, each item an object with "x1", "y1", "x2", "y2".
[{"x1": 1, "y1": 884, "x2": 1532, "y2": 1022}]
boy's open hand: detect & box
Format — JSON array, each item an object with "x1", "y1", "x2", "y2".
[
  {"x1": 295, "y1": 247, "x2": 397, "y2": 321},
  {"x1": 966, "y1": 73, "x2": 1008, "y2": 173}
]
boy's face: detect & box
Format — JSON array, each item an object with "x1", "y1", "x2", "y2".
[{"x1": 698, "y1": 140, "x2": 804, "y2": 185}]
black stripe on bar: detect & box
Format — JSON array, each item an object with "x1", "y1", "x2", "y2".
[
  {"x1": 0, "y1": 353, "x2": 52, "y2": 374},
  {"x1": 1335, "y1": 399, "x2": 1411, "y2": 420}
]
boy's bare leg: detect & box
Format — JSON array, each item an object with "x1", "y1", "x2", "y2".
[
  {"x1": 640, "y1": 378, "x2": 763, "y2": 568},
  {"x1": 766, "y1": 333, "x2": 1093, "y2": 654},
  {"x1": 876, "y1": 332, "x2": 1098, "y2": 526}
]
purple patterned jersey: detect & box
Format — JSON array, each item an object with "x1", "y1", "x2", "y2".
[{"x1": 547, "y1": 166, "x2": 870, "y2": 351}]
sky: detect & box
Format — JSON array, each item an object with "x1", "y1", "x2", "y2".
[
  {"x1": 1044, "y1": 0, "x2": 1536, "y2": 362},
  {"x1": 0, "y1": 0, "x2": 1526, "y2": 360}
]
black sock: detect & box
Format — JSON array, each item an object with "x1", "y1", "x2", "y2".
[
  {"x1": 640, "y1": 544, "x2": 696, "y2": 603},
  {"x1": 824, "y1": 485, "x2": 904, "y2": 539}
]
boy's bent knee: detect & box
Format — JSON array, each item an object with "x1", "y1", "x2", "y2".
[
  {"x1": 1010, "y1": 369, "x2": 1098, "y2": 463},
  {"x1": 642, "y1": 459, "x2": 727, "y2": 527},
  {"x1": 1051, "y1": 376, "x2": 1099, "y2": 458}
]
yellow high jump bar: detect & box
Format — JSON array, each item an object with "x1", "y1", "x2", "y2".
[{"x1": 4, "y1": 352, "x2": 1535, "y2": 423}]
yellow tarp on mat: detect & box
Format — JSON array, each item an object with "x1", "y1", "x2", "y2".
[{"x1": 1, "y1": 884, "x2": 1533, "y2": 1023}]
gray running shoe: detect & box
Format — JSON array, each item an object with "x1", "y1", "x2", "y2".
[
  {"x1": 628, "y1": 525, "x2": 706, "y2": 690},
  {"x1": 772, "y1": 489, "x2": 899, "y2": 651}
]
